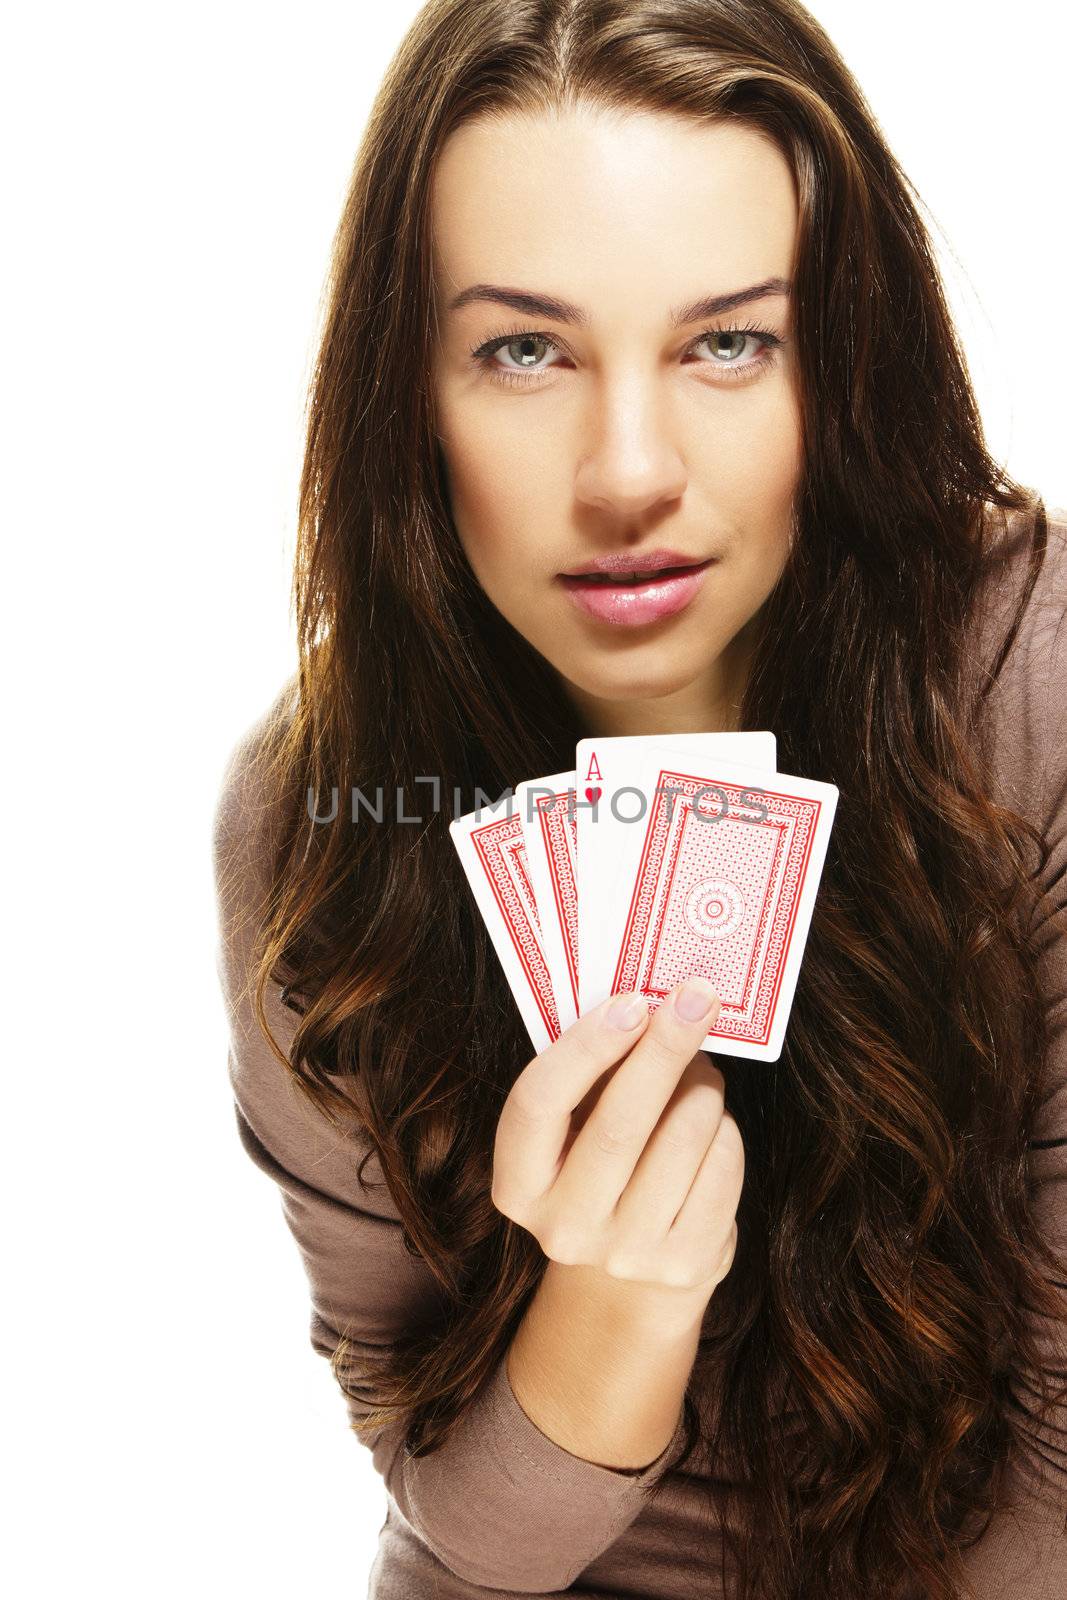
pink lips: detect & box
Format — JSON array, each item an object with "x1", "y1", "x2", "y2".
[{"x1": 557, "y1": 559, "x2": 715, "y2": 625}]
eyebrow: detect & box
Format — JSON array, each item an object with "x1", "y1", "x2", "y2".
[{"x1": 447, "y1": 276, "x2": 792, "y2": 327}]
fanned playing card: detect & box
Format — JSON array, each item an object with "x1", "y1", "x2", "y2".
[
  {"x1": 603, "y1": 749, "x2": 838, "y2": 1061},
  {"x1": 516, "y1": 773, "x2": 580, "y2": 1031},
  {"x1": 449, "y1": 795, "x2": 561, "y2": 1053},
  {"x1": 575, "y1": 733, "x2": 777, "y2": 1015}
]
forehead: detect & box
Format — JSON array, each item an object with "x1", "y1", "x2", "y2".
[{"x1": 430, "y1": 105, "x2": 798, "y2": 313}]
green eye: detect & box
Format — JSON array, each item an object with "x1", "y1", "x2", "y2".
[{"x1": 468, "y1": 322, "x2": 783, "y2": 389}]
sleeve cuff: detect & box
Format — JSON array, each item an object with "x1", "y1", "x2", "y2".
[
  {"x1": 396, "y1": 1349, "x2": 688, "y2": 1590},
  {"x1": 489, "y1": 1347, "x2": 688, "y2": 1498}
]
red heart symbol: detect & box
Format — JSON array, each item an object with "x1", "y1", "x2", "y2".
[{"x1": 585, "y1": 786, "x2": 602, "y2": 803}]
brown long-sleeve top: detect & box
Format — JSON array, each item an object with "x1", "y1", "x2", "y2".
[{"x1": 213, "y1": 503, "x2": 1067, "y2": 1598}]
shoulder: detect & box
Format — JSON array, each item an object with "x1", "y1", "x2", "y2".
[
  {"x1": 972, "y1": 500, "x2": 1067, "y2": 676},
  {"x1": 211, "y1": 678, "x2": 408, "y2": 1224},
  {"x1": 971, "y1": 501, "x2": 1067, "y2": 831},
  {"x1": 212, "y1": 674, "x2": 300, "y2": 920}
]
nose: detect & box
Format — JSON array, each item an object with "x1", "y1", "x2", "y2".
[{"x1": 573, "y1": 372, "x2": 689, "y2": 517}]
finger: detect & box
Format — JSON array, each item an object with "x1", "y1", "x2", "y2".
[
  {"x1": 610, "y1": 1053, "x2": 725, "y2": 1244},
  {"x1": 491, "y1": 989, "x2": 651, "y2": 1214},
  {"x1": 551, "y1": 976, "x2": 722, "y2": 1221},
  {"x1": 663, "y1": 1110, "x2": 745, "y2": 1264}
]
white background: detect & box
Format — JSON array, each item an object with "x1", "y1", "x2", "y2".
[{"x1": 2, "y1": 3, "x2": 1062, "y2": 1595}]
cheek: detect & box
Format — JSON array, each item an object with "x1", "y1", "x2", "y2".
[
  {"x1": 436, "y1": 396, "x2": 562, "y2": 575},
  {"x1": 704, "y1": 388, "x2": 802, "y2": 605},
  {"x1": 713, "y1": 383, "x2": 804, "y2": 517}
]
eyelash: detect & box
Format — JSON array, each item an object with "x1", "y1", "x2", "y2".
[{"x1": 467, "y1": 319, "x2": 783, "y2": 389}]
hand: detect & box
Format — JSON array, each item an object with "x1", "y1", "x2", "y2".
[{"x1": 491, "y1": 978, "x2": 744, "y2": 1306}]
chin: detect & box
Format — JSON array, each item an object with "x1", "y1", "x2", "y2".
[{"x1": 564, "y1": 661, "x2": 707, "y2": 701}]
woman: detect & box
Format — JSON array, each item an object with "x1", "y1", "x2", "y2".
[{"x1": 212, "y1": 1, "x2": 1067, "y2": 1596}]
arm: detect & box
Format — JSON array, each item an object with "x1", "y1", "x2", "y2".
[
  {"x1": 958, "y1": 512, "x2": 1067, "y2": 1594},
  {"x1": 506, "y1": 1257, "x2": 705, "y2": 1473},
  {"x1": 212, "y1": 705, "x2": 688, "y2": 1594}
]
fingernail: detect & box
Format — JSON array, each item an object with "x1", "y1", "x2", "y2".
[
  {"x1": 605, "y1": 992, "x2": 647, "y2": 1030},
  {"x1": 674, "y1": 977, "x2": 719, "y2": 1022}
]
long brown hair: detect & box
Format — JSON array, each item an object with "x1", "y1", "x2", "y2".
[{"x1": 233, "y1": 2, "x2": 1067, "y2": 1595}]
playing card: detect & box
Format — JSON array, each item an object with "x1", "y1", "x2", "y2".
[
  {"x1": 449, "y1": 794, "x2": 561, "y2": 1053},
  {"x1": 516, "y1": 772, "x2": 580, "y2": 1031},
  {"x1": 605, "y1": 749, "x2": 838, "y2": 1061},
  {"x1": 575, "y1": 733, "x2": 777, "y2": 1015}
]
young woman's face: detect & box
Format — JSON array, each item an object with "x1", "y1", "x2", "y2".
[{"x1": 430, "y1": 103, "x2": 803, "y2": 736}]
